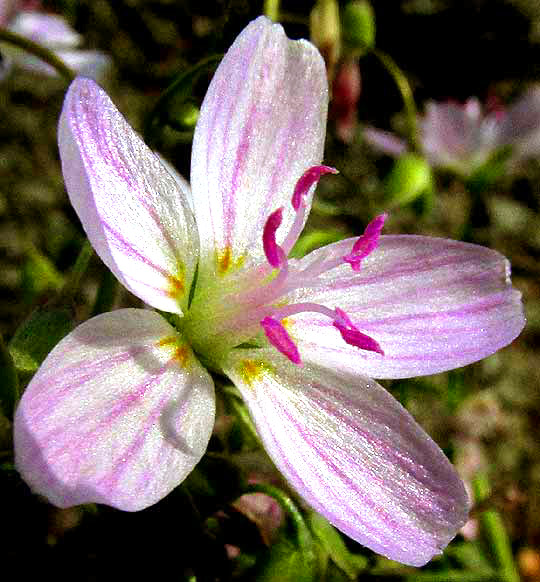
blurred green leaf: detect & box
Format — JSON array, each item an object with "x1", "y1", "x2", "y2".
[
  {"x1": 8, "y1": 305, "x2": 74, "y2": 377},
  {"x1": 257, "y1": 538, "x2": 317, "y2": 582},
  {"x1": 308, "y1": 511, "x2": 365, "y2": 579},
  {"x1": 290, "y1": 229, "x2": 345, "y2": 258},
  {"x1": 385, "y1": 153, "x2": 433, "y2": 206},
  {"x1": 20, "y1": 247, "x2": 64, "y2": 305},
  {"x1": 0, "y1": 333, "x2": 19, "y2": 419}
]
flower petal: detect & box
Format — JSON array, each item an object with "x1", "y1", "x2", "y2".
[
  {"x1": 284, "y1": 235, "x2": 524, "y2": 379},
  {"x1": 363, "y1": 126, "x2": 408, "y2": 157},
  {"x1": 56, "y1": 49, "x2": 111, "y2": 81},
  {"x1": 58, "y1": 78, "x2": 198, "y2": 313},
  {"x1": 498, "y1": 87, "x2": 540, "y2": 160},
  {"x1": 190, "y1": 16, "x2": 328, "y2": 279},
  {"x1": 8, "y1": 12, "x2": 82, "y2": 48},
  {"x1": 14, "y1": 309, "x2": 215, "y2": 511},
  {"x1": 224, "y1": 349, "x2": 470, "y2": 566}
]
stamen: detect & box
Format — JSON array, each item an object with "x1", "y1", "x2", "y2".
[
  {"x1": 343, "y1": 213, "x2": 387, "y2": 271},
  {"x1": 282, "y1": 165, "x2": 338, "y2": 254},
  {"x1": 291, "y1": 165, "x2": 339, "y2": 211},
  {"x1": 263, "y1": 207, "x2": 286, "y2": 268},
  {"x1": 260, "y1": 316, "x2": 301, "y2": 365},
  {"x1": 333, "y1": 308, "x2": 384, "y2": 355}
]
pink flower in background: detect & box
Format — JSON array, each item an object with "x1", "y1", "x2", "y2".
[
  {"x1": 331, "y1": 58, "x2": 362, "y2": 143},
  {"x1": 365, "y1": 89, "x2": 540, "y2": 176},
  {"x1": 1, "y1": 1, "x2": 110, "y2": 79},
  {"x1": 14, "y1": 17, "x2": 525, "y2": 566}
]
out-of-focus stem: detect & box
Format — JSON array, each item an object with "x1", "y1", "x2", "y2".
[
  {"x1": 0, "y1": 28, "x2": 76, "y2": 82},
  {"x1": 59, "y1": 241, "x2": 93, "y2": 302},
  {"x1": 372, "y1": 48, "x2": 419, "y2": 152},
  {"x1": 264, "y1": 0, "x2": 281, "y2": 22},
  {"x1": 473, "y1": 473, "x2": 521, "y2": 582}
]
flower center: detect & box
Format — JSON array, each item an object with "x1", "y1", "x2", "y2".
[{"x1": 184, "y1": 166, "x2": 386, "y2": 369}]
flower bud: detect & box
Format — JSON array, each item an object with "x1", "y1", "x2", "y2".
[
  {"x1": 331, "y1": 58, "x2": 361, "y2": 143},
  {"x1": 169, "y1": 101, "x2": 199, "y2": 131},
  {"x1": 342, "y1": 0, "x2": 376, "y2": 55},
  {"x1": 310, "y1": 0, "x2": 341, "y2": 77},
  {"x1": 384, "y1": 153, "x2": 433, "y2": 206}
]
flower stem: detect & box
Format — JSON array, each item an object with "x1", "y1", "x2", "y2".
[
  {"x1": 58, "y1": 240, "x2": 93, "y2": 302},
  {"x1": 372, "y1": 48, "x2": 419, "y2": 151},
  {"x1": 263, "y1": 0, "x2": 281, "y2": 21},
  {"x1": 245, "y1": 482, "x2": 313, "y2": 555},
  {"x1": 0, "y1": 28, "x2": 76, "y2": 82},
  {"x1": 473, "y1": 473, "x2": 521, "y2": 582},
  {"x1": 91, "y1": 268, "x2": 118, "y2": 316}
]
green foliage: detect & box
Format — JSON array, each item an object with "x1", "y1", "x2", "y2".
[{"x1": 8, "y1": 305, "x2": 73, "y2": 377}]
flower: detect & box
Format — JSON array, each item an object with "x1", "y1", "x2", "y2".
[
  {"x1": 1, "y1": 1, "x2": 110, "y2": 80},
  {"x1": 364, "y1": 90, "x2": 540, "y2": 177},
  {"x1": 14, "y1": 17, "x2": 525, "y2": 567}
]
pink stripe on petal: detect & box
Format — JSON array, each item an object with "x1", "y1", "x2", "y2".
[
  {"x1": 225, "y1": 350, "x2": 470, "y2": 567},
  {"x1": 191, "y1": 17, "x2": 328, "y2": 277},
  {"x1": 286, "y1": 235, "x2": 525, "y2": 378},
  {"x1": 15, "y1": 309, "x2": 215, "y2": 511},
  {"x1": 58, "y1": 78, "x2": 198, "y2": 313}
]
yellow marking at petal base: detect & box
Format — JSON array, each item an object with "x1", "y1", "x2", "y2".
[
  {"x1": 166, "y1": 261, "x2": 186, "y2": 300},
  {"x1": 238, "y1": 359, "x2": 274, "y2": 388},
  {"x1": 281, "y1": 317, "x2": 293, "y2": 331},
  {"x1": 157, "y1": 337, "x2": 191, "y2": 368},
  {"x1": 216, "y1": 246, "x2": 245, "y2": 276}
]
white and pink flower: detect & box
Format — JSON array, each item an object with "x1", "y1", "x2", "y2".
[
  {"x1": 365, "y1": 90, "x2": 540, "y2": 176},
  {"x1": 1, "y1": 1, "x2": 110, "y2": 79},
  {"x1": 14, "y1": 17, "x2": 524, "y2": 567}
]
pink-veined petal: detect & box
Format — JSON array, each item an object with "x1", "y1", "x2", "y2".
[
  {"x1": 14, "y1": 309, "x2": 215, "y2": 511},
  {"x1": 283, "y1": 235, "x2": 524, "y2": 379},
  {"x1": 224, "y1": 349, "x2": 470, "y2": 566},
  {"x1": 498, "y1": 87, "x2": 540, "y2": 160},
  {"x1": 363, "y1": 126, "x2": 408, "y2": 157},
  {"x1": 7, "y1": 11, "x2": 82, "y2": 48},
  {"x1": 190, "y1": 16, "x2": 328, "y2": 280},
  {"x1": 56, "y1": 49, "x2": 111, "y2": 81},
  {"x1": 58, "y1": 78, "x2": 198, "y2": 314}
]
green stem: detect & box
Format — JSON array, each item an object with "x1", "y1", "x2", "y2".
[
  {"x1": 91, "y1": 268, "x2": 118, "y2": 316},
  {"x1": 473, "y1": 473, "x2": 521, "y2": 582},
  {"x1": 143, "y1": 54, "x2": 222, "y2": 146},
  {"x1": 372, "y1": 48, "x2": 419, "y2": 151},
  {"x1": 59, "y1": 240, "x2": 93, "y2": 301},
  {"x1": 263, "y1": 0, "x2": 281, "y2": 21},
  {"x1": 245, "y1": 482, "x2": 313, "y2": 554},
  {"x1": 0, "y1": 28, "x2": 76, "y2": 82}
]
